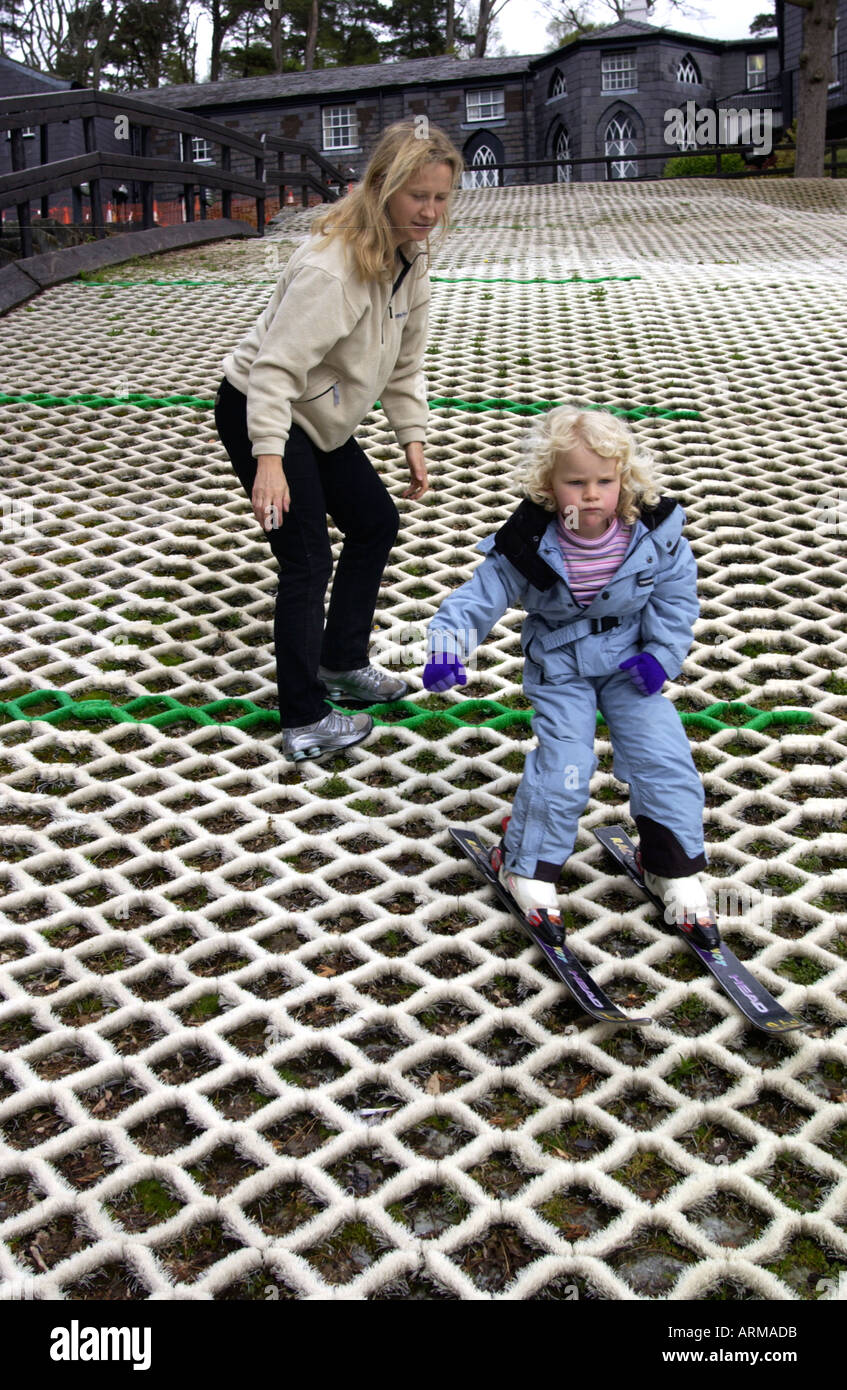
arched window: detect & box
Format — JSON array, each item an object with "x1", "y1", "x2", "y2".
[
  {"x1": 549, "y1": 68, "x2": 566, "y2": 98},
  {"x1": 605, "y1": 116, "x2": 638, "y2": 179},
  {"x1": 554, "y1": 127, "x2": 572, "y2": 182},
  {"x1": 676, "y1": 54, "x2": 701, "y2": 84},
  {"x1": 462, "y1": 144, "x2": 500, "y2": 189}
]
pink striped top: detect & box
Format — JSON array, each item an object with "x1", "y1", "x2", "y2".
[{"x1": 555, "y1": 514, "x2": 632, "y2": 607}]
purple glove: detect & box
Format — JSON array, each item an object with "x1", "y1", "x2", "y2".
[
  {"x1": 423, "y1": 655, "x2": 467, "y2": 692},
  {"x1": 619, "y1": 652, "x2": 667, "y2": 696}
]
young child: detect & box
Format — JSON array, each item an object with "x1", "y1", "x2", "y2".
[{"x1": 423, "y1": 406, "x2": 711, "y2": 941}]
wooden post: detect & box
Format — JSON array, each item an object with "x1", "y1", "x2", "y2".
[
  {"x1": 276, "y1": 147, "x2": 285, "y2": 208},
  {"x1": 10, "y1": 126, "x2": 32, "y2": 258},
  {"x1": 300, "y1": 151, "x2": 307, "y2": 207},
  {"x1": 255, "y1": 149, "x2": 265, "y2": 233},
  {"x1": 140, "y1": 127, "x2": 153, "y2": 228},
  {"x1": 39, "y1": 124, "x2": 49, "y2": 219},
  {"x1": 82, "y1": 113, "x2": 105, "y2": 238},
  {"x1": 184, "y1": 183, "x2": 194, "y2": 221},
  {"x1": 221, "y1": 145, "x2": 232, "y2": 219}
]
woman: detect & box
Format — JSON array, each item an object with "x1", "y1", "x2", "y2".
[{"x1": 215, "y1": 119, "x2": 464, "y2": 762}]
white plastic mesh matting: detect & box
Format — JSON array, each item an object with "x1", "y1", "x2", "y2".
[{"x1": 1, "y1": 180, "x2": 846, "y2": 1301}]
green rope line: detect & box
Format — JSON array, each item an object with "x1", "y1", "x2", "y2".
[
  {"x1": 432, "y1": 274, "x2": 642, "y2": 286},
  {"x1": 0, "y1": 390, "x2": 700, "y2": 422},
  {"x1": 0, "y1": 690, "x2": 818, "y2": 737},
  {"x1": 73, "y1": 273, "x2": 642, "y2": 288},
  {"x1": 0, "y1": 390, "x2": 215, "y2": 411},
  {"x1": 427, "y1": 398, "x2": 699, "y2": 421}
]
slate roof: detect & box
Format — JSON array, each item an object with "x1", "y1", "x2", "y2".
[
  {"x1": 132, "y1": 19, "x2": 779, "y2": 111},
  {"x1": 530, "y1": 18, "x2": 778, "y2": 66},
  {"x1": 134, "y1": 53, "x2": 544, "y2": 110},
  {"x1": 0, "y1": 54, "x2": 71, "y2": 90}
]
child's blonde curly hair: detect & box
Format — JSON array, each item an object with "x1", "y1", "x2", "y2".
[{"x1": 514, "y1": 406, "x2": 660, "y2": 525}]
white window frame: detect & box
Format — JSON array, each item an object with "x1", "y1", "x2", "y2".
[
  {"x1": 465, "y1": 88, "x2": 505, "y2": 122},
  {"x1": 676, "y1": 56, "x2": 700, "y2": 85},
  {"x1": 6, "y1": 127, "x2": 36, "y2": 139},
  {"x1": 182, "y1": 135, "x2": 214, "y2": 164},
  {"x1": 830, "y1": 20, "x2": 840, "y2": 89},
  {"x1": 554, "y1": 128, "x2": 572, "y2": 183},
  {"x1": 747, "y1": 53, "x2": 767, "y2": 90},
  {"x1": 601, "y1": 54, "x2": 637, "y2": 93},
  {"x1": 461, "y1": 144, "x2": 500, "y2": 188},
  {"x1": 321, "y1": 105, "x2": 358, "y2": 151},
  {"x1": 605, "y1": 116, "x2": 638, "y2": 180},
  {"x1": 550, "y1": 69, "x2": 566, "y2": 98}
]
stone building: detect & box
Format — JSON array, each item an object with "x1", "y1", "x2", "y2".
[
  {"x1": 133, "y1": 17, "x2": 784, "y2": 192},
  {"x1": 2, "y1": 6, "x2": 845, "y2": 227}
]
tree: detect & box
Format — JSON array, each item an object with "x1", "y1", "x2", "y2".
[
  {"x1": 539, "y1": 0, "x2": 699, "y2": 43},
  {"x1": 215, "y1": 0, "x2": 384, "y2": 76},
  {"x1": 100, "y1": 0, "x2": 197, "y2": 88},
  {"x1": 472, "y1": 0, "x2": 510, "y2": 56},
  {"x1": 786, "y1": 0, "x2": 839, "y2": 177},
  {"x1": 201, "y1": 0, "x2": 255, "y2": 80},
  {"x1": 2, "y1": 0, "x2": 121, "y2": 86},
  {"x1": 749, "y1": 11, "x2": 777, "y2": 33},
  {"x1": 304, "y1": 0, "x2": 317, "y2": 67},
  {"x1": 379, "y1": 0, "x2": 473, "y2": 59},
  {"x1": 219, "y1": 5, "x2": 277, "y2": 75}
]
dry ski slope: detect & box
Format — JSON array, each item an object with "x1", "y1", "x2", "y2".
[{"x1": 0, "y1": 179, "x2": 846, "y2": 1301}]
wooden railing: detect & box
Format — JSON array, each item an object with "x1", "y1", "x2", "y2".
[
  {"x1": 468, "y1": 140, "x2": 847, "y2": 185},
  {"x1": 0, "y1": 88, "x2": 267, "y2": 257},
  {"x1": 262, "y1": 134, "x2": 356, "y2": 207},
  {"x1": 2, "y1": 84, "x2": 845, "y2": 262}
]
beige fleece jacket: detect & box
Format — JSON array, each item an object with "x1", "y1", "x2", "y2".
[{"x1": 221, "y1": 232, "x2": 430, "y2": 457}]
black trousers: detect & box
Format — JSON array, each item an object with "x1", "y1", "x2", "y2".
[{"x1": 214, "y1": 376, "x2": 399, "y2": 728}]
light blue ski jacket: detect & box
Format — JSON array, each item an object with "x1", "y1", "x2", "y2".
[{"x1": 428, "y1": 498, "x2": 699, "y2": 684}]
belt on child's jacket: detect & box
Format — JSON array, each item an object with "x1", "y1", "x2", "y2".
[{"x1": 539, "y1": 615, "x2": 622, "y2": 651}]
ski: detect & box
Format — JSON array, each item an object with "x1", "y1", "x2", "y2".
[
  {"x1": 450, "y1": 827, "x2": 652, "y2": 1025},
  {"x1": 593, "y1": 824, "x2": 806, "y2": 1035}
]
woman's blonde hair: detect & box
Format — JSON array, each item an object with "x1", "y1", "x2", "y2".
[
  {"x1": 514, "y1": 406, "x2": 660, "y2": 524},
  {"x1": 311, "y1": 119, "x2": 464, "y2": 281}
]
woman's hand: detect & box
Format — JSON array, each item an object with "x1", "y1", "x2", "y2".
[
  {"x1": 402, "y1": 441, "x2": 429, "y2": 500},
  {"x1": 253, "y1": 455, "x2": 290, "y2": 530}
]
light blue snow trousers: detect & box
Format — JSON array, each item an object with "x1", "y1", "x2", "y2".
[{"x1": 504, "y1": 667, "x2": 706, "y2": 877}]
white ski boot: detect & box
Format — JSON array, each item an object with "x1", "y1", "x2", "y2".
[
  {"x1": 643, "y1": 870, "x2": 710, "y2": 923},
  {"x1": 643, "y1": 869, "x2": 719, "y2": 949},
  {"x1": 496, "y1": 865, "x2": 564, "y2": 946}
]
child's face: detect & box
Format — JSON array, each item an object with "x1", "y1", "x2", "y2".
[{"x1": 546, "y1": 442, "x2": 622, "y2": 539}]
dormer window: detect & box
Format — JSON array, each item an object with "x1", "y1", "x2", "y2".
[{"x1": 602, "y1": 54, "x2": 637, "y2": 92}]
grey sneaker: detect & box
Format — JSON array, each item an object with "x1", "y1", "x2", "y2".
[
  {"x1": 318, "y1": 663, "x2": 408, "y2": 703},
  {"x1": 281, "y1": 709, "x2": 373, "y2": 763}
]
